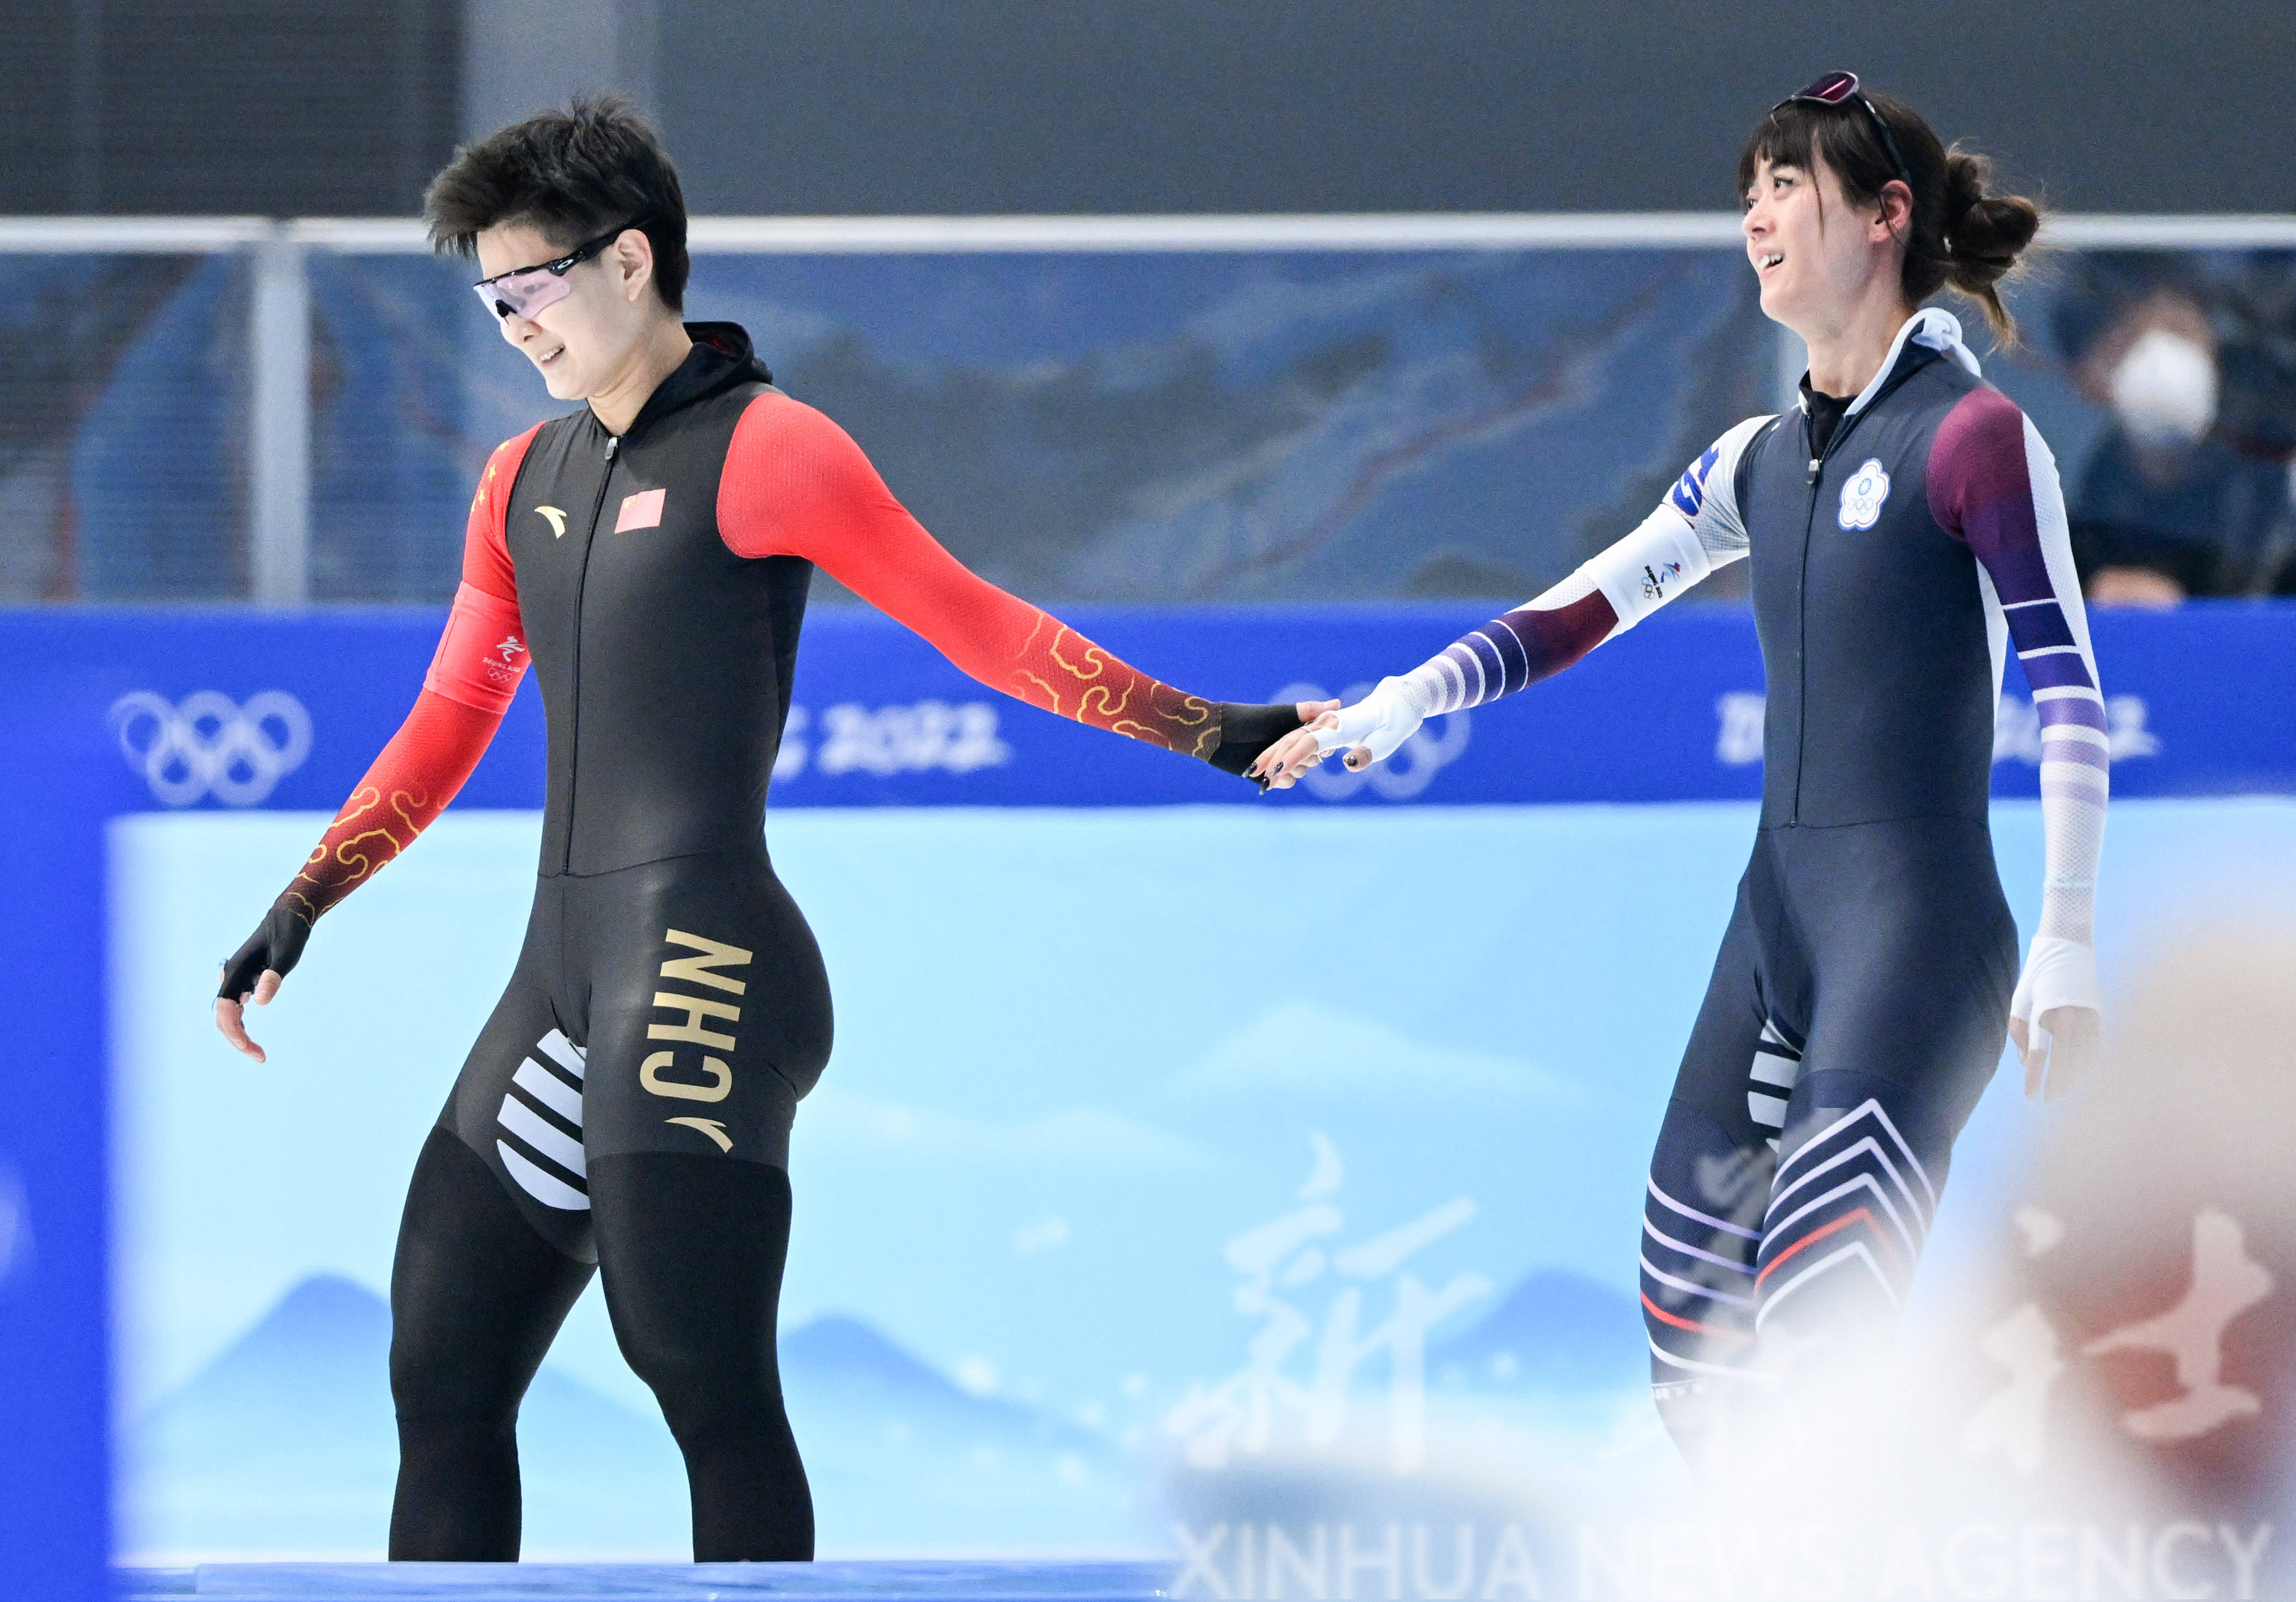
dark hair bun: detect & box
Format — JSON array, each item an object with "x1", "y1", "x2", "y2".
[
  {"x1": 1935, "y1": 142, "x2": 2041, "y2": 346},
  {"x1": 1942, "y1": 144, "x2": 2040, "y2": 293}
]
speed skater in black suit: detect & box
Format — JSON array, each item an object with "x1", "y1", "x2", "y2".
[{"x1": 214, "y1": 100, "x2": 1319, "y2": 1562}]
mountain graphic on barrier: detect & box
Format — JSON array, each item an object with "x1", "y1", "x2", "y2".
[
  {"x1": 1428, "y1": 1267, "x2": 1646, "y2": 1393},
  {"x1": 121, "y1": 1274, "x2": 1148, "y2": 1560}
]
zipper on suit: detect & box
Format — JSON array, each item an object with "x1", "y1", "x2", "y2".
[
  {"x1": 560, "y1": 430, "x2": 620, "y2": 872},
  {"x1": 1790, "y1": 400, "x2": 1871, "y2": 824}
]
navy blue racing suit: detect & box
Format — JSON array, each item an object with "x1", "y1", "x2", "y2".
[{"x1": 1322, "y1": 309, "x2": 2108, "y2": 1457}]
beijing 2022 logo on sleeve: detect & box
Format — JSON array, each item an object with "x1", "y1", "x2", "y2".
[{"x1": 1838, "y1": 458, "x2": 1891, "y2": 530}]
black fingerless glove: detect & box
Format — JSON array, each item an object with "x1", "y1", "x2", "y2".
[
  {"x1": 1205, "y1": 701, "x2": 1306, "y2": 781},
  {"x1": 218, "y1": 904, "x2": 313, "y2": 1001}
]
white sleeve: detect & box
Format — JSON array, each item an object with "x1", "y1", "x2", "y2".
[
  {"x1": 1935, "y1": 393, "x2": 2108, "y2": 1025},
  {"x1": 1390, "y1": 417, "x2": 1770, "y2": 717}
]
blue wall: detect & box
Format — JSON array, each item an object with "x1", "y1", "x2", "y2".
[
  {"x1": 5, "y1": 600, "x2": 2294, "y2": 1577},
  {"x1": 51, "y1": 600, "x2": 2296, "y2": 816}
]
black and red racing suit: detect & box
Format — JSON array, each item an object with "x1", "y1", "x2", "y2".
[{"x1": 219, "y1": 322, "x2": 1299, "y2": 1560}]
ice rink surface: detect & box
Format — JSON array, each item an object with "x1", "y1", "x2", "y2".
[
  {"x1": 120, "y1": 1559, "x2": 1175, "y2": 1599},
  {"x1": 102, "y1": 798, "x2": 2296, "y2": 1562}
]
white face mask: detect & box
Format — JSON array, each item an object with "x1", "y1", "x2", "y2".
[{"x1": 2109, "y1": 328, "x2": 2217, "y2": 450}]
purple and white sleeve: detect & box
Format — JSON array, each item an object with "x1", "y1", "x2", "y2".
[
  {"x1": 1378, "y1": 417, "x2": 1771, "y2": 723},
  {"x1": 1929, "y1": 387, "x2": 2107, "y2": 1024}
]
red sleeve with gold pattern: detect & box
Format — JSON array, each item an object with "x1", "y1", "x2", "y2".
[
  {"x1": 278, "y1": 427, "x2": 540, "y2": 926},
  {"x1": 715, "y1": 393, "x2": 1220, "y2": 759},
  {"x1": 277, "y1": 692, "x2": 502, "y2": 925}
]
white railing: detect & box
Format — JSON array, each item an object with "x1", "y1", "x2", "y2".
[{"x1": 6, "y1": 213, "x2": 2290, "y2": 605}]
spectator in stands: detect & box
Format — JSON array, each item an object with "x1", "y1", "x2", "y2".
[{"x1": 2052, "y1": 252, "x2": 2296, "y2": 604}]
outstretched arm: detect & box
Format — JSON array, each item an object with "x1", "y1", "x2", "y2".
[
  {"x1": 1930, "y1": 388, "x2": 2107, "y2": 1098},
  {"x1": 717, "y1": 394, "x2": 1313, "y2": 779},
  {"x1": 215, "y1": 429, "x2": 540, "y2": 1061},
  {"x1": 1259, "y1": 418, "x2": 1770, "y2": 784}
]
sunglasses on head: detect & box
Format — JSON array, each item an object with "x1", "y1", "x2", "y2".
[
  {"x1": 1773, "y1": 70, "x2": 1913, "y2": 192},
  {"x1": 472, "y1": 221, "x2": 647, "y2": 321}
]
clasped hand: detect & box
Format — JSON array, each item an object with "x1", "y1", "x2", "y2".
[{"x1": 1250, "y1": 678, "x2": 1424, "y2": 789}]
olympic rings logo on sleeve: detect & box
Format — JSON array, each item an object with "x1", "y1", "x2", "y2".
[
  {"x1": 1272, "y1": 682, "x2": 1471, "y2": 801},
  {"x1": 107, "y1": 690, "x2": 314, "y2": 807}
]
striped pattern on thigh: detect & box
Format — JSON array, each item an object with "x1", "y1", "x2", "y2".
[
  {"x1": 1641, "y1": 1169, "x2": 1764, "y2": 1380},
  {"x1": 1753, "y1": 1098, "x2": 1937, "y2": 1333},
  {"x1": 495, "y1": 1028, "x2": 589, "y2": 1211},
  {"x1": 1744, "y1": 1017, "x2": 1804, "y2": 1152}
]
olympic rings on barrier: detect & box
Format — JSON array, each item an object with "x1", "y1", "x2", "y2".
[
  {"x1": 1271, "y1": 681, "x2": 1471, "y2": 801},
  {"x1": 108, "y1": 690, "x2": 314, "y2": 808}
]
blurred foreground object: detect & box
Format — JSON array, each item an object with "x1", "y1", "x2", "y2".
[{"x1": 2019, "y1": 929, "x2": 2294, "y2": 1529}]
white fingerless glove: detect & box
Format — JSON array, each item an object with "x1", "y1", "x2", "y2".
[
  {"x1": 2010, "y1": 934, "x2": 2101, "y2": 1047},
  {"x1": 1312, "y1": 677, "x2": 1426, "y2": 764}
]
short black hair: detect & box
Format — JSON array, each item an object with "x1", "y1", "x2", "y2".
[{"x1": 424, "y1": 97, "x2": 690, "y2": 313}]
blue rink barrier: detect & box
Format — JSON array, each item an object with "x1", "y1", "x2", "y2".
[
  {"x1": 120, "y1": 1560, "x2": 1173, "y2": 1599},
  {"x1": 4, "y1": 600, "x2": 2294, "y2": 1600},
  {"x1": 16, "y1": 598, "x2": 2296, "y2": 820}
]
